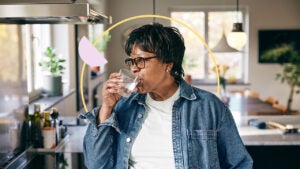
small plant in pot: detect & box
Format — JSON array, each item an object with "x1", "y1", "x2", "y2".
[{"x1": 39, "y1": 46, "x2": 66, "y2": 96}]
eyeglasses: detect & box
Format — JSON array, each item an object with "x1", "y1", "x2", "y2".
[{"x1": 124, "y1": 56, "x2": 158, "y2": 69}]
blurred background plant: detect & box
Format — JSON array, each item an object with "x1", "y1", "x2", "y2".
[
  {"x1": 89, "y1": 32, "x2": 111, "y2": 77},
  {"x1": 261, "y1": 44, "x2": 300, "y2": 113},
  {"x1": 39, "y1": 46, "x2": 66, "y2": 77},
  {"x1": 96, "y1": 32, "x2": 111, "y2": 52}
]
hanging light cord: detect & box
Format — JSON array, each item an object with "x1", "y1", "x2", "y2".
[
  {"x1": 235, "y1": 0, "x2": 240, "y2": 21},
  {"x1": 153, "y1": 0, "x2": 156, "y2": 22}
]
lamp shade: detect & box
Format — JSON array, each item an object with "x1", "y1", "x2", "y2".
[
  {"x1": 227, "y1": 23, "x2": 247, "y2": 50},
  {"x1": 211, "y1": 32, "x2": 238, "y2": 53}
]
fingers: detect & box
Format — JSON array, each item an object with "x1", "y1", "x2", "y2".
[
  {"x1": 105, "y1": 74, "x2": 122, "y2": 93},
  {"x1": 102, "y1": 72, "x2": 122, "y2": 102},
  {"x1": 109, "y1": 72, "x2": 121, "y2": 79}
]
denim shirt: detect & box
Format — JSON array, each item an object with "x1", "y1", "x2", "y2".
[{"x1": 81, "y1": 80, "x2": 253, "y2": 169}]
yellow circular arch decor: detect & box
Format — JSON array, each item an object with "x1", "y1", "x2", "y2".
[{"x1": 80, "y1": 14, "x2": 220, "y2": 112}]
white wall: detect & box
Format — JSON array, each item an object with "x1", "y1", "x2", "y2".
[
  {"x1": 246, "y1": 0, "x2": 300, "y2": 111},
  {"x1": 105, "y1": 0, "x2": 300, "y2": 111}
]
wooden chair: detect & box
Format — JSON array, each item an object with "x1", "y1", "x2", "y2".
[
  {"x1": 273, "y1": 104, "x2": 287, "y2": 112},
  {"x1": 264, "y1": 96, "x2": 279, "y2": 105}
]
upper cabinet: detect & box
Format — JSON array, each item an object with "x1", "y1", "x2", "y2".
[{"x1": 0, "y1": 0, "x2": 112, "y2": 24}]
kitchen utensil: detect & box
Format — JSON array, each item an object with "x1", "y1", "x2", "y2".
[{"x1": 266, "y1": 121, "x2": 299, "y2": 134}]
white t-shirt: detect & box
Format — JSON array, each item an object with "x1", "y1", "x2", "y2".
[{"x1": 130, "y1": 87, "x2": 180, "y2": 169}]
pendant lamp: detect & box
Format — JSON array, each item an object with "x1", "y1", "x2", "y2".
[
  {"x1": 212, "y1": 31, "x2": 238, "y2": 53},
  {"x1": 227, "y1": 0, "x2": 247, "y2": 51}
]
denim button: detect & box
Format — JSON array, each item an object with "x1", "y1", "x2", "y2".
[
  {"x1": 138, "y1": 113, "x2": 143, "y2": 118},
  {"x1": 126, "y1": 137, "x2": 131, "y2": 142}
]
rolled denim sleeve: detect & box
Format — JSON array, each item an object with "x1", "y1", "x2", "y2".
[
  {"x1": 81, "y1": 107, "x2": 120, "y2": 169},
  {"x1": 217, "y1": 107, "x2": 253, "y2": 169}
]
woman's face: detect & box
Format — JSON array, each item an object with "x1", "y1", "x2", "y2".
[{"x1": 130, "y1": 46, "x2": 173, "y2": 94}]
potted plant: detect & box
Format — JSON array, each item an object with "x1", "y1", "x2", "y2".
[
  {"x1": 39, "y1": 46, "x2": 66, "y2": 96},
  {"x1": 261, "y1": 44, "x2": 300, "y2": 113}
]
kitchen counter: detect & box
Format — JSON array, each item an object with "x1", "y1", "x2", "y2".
[
  {"x1": 235, "y1": 114, "x2": 300, "y2": 146},
  {"x1": 58, "y1": 125, "x2": 87, "y2": 153},
  {"x1": 43, "y1": 114, "x2": 300, "y2": 169},
  {"x1": 234, "y1": 114, "x2": 300, "y2": 169},
  {"x1": 54, "y1": 115, "x2": 300, "y2": 147},
  {"x1": 4, "y1": 114, "x2": 300, "y2": 169},
  {"x1": 28, "y1": 125, "x2": 88, "y2": 153},
  {"x1": 61, "y1": 115, "x2": 300, "y2": 147},
  {"x1": 58, "y1": 115, "x2": 300, "y2": 169},
  {"x1": 4, "y1": 124, "x2": 88, "y2": 169}
]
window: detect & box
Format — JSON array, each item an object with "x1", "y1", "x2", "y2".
[
  {"x1": 0, "y1": 25, "x2": 26, "y2": 87},
  {"x1": 171, "y1": 8, "x2": 247, "y2": 84},
  {"x1": 22, "y1": 24, "x2": 51, "y2": 100},
  {"x1": 26, "y1": 25, "x2": 51, "y2": 91},
  {"x1": 20, "y1": 24, "x2": 70, "y2": 102}
]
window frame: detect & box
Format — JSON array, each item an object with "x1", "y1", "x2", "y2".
[
  {"x1": 170, "y1": 6, "x2": 248, "y2": 84},
  {"x1": 22, "y1": 24, "x2": 52, "y2": 102}
]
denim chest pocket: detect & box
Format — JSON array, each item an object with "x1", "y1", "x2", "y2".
[{"x1": 186, "y1": 130, "x2": 220, "y2": 169}]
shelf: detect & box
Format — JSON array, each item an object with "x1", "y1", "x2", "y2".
[{"x1": 28, "y1": 134, "x2": 70, "y2": 153}]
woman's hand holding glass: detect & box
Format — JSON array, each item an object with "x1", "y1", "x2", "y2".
[
  {"x1": 98, "y1": 69, "x2": 138, "y2": 123},
  {"x1": 98, "y1": 72, "x2": 123, "y2": 123}
]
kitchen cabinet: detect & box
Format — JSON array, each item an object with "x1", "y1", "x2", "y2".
[{"x1": 247, "y1": 145, "x2": 300, "y2": 169}]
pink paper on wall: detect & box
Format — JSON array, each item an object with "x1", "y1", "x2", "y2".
[{"x1": 78, "y1": 36, "x2": 108, "y2": 66}]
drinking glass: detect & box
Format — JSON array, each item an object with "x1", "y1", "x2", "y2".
[{"x1": 118, "y1": 69, "x2": 138, "y2": 97}]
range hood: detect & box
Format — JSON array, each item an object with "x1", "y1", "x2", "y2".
[{"x1": 0, "y1": 0, "x2": 112, "y2": 24}]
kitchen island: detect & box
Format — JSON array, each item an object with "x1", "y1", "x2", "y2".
[
  {"x1": 66, "y1": 115, "x2": 300, "y2": 169},
  {"x1": 58, "y1": 115, "x2": 300, "y2": 169},
  {"x1": 236, "y1": 115, "x2": 300, "y2": 145},
  {"x1": 236, "y1": 115, "x2": 300, "y2": 169}
]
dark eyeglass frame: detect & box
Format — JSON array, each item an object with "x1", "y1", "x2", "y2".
[{"x1": 124, "y1": 56, "x2": 158, "y2": 69}]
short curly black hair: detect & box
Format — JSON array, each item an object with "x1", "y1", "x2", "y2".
[{"x1": 125, "y1": 23, "x2": 185, "y2": 83}]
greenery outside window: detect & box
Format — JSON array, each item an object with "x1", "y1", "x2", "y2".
[{"x1": 0, "y1": 25, "x2": 26, "y2": 87}]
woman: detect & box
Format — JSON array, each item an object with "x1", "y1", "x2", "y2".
[{"x1": 82, "y1": 23, "x2": 253, "y2": 169}]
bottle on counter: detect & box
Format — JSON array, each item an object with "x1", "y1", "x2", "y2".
[
  {"x1": 42, "y1": 111, "x2": 56, "y2": 149},
  {"x1": 59, "y1": 120, "x2": 67, "y2": 139},
  {"x1": 20, "y1": 105, "x2": 31, "y2": 150},
  {"x1": 31, "y1": 104, "x2": 43, "y2": 148},
  {"x1": 50, "y1": 107, "x2": 60, "y2": 145},
  {"x1": 40, "y1": 111, "x2": 45, "y2": 128}
]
